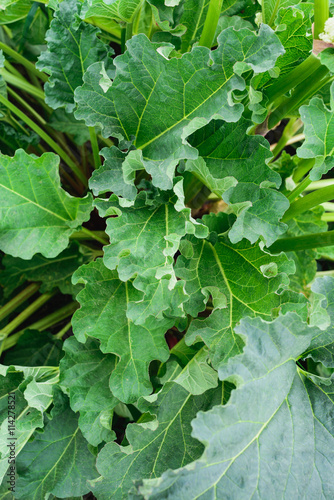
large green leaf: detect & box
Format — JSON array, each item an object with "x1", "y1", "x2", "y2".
[
  {"x1": 90, "y1": 381, "x2": 222, "y2": 500},
  {"x1": 298, "y1": 82, "x2": 334, "y2": 180},
  {"x1": 0, "y1": 149, "x2": 92, "y2": 259},
  {"x1": 80, "y1": 0, "x2": 143, "y2": 23},
  {"x1": 0, "y1": 242, "x2": 90, "y2": 297},
  {"x1": 36, "y1": 0, "x2": 111, "y2": 112},
  {"x1": 71, "y1": 259, "x2": 173, "y2": 403},
  {"x1": 186, "y1": 117, "x2": 288, "y2": 245},
  {"x1": 59, "y1": 336, "x2": 119, "y2": 446},
  {"x1": 134, "y1": 313, "x2": 334, "y2": 499},
  {"x1": 75, "y1": 27, "x2": 283, "y2": 190},
  {"x1": 15, "y1": 389, "x2": 98, "y2": 499}
]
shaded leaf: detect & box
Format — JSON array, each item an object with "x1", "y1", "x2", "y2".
[
  {"x1": 90, "y1": 382, "x2": 222, "y2": 500},
  {"x1": 2, "y1": 330, "x2": 63, "y2": 367},
  {"x1": 0, "y1": 242, "x2": 90, "y2": 297},
  {"x1": 59, "y1": 336, "x2": 119, "y2": 446}
]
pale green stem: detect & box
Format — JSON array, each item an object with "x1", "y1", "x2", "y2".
[
  {"x1": 0, "y1": 41, "x2": 48, "y2": 82},
  {"x1": 0, "y1": 69, "x2": 45, "y2": 100},
  {"x1": 0, "y1": 283, "x2": 40, "y2": 323},
  {"x1": 0, "y1": 93, "x2": 87, "y2": 186},
  {"x1": 89, "y1": 127, "x2": 101, "y2": 169},
  {"x1": 287, "y1": 175, "x2": 312, "y2": 202},
  {"x1": 314, "y1": 0, "x2": 329, "y2": 38},
  {"x1": 2, "y1": 302, "x2": 78, "y2": 351},
  {"x1": 0, "y1": 291, "x2": 56, "y2": 338},
  {"x1": 54, "y1": 321, "x2": 72, "y2": 340}
]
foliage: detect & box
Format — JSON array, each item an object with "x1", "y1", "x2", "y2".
[{"x1": 0, "y1": 0, "x2": 334, "y2": 498}]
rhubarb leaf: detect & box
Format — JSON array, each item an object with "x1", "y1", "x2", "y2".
[
  {"x1": 72, "y1": 259, "x2": 172, "y2": 403},
  {"x1": 75, "y1": 27, "x2": 283, "y2": 189},
  {"x1": 59, "y1": 336, "x2": 119, "y2": 446},
  {"x1": 186, "y1": 117, "x2": 288, "y2": 245},
  {"x1": 15, "y1": 389, "x2": 98, "y2": 499},
  {"x1": 298, "y1": 82, "x2": 334, "y2": 180},
  {"x1": 90, "y1": 382, "x2": 222, "y2": 500},
  {"x1": 134, "y1": 313, "x2": 334, "y2": 499},
  {"x1": 36, "y1": 0, "x2": 111, "y2": 112},
  {"x1": 0, "y1": 150, "x2": 92, "y2": 259},
  {"x1": 0, "y1": 242, "x2": 90, "y2": 297}
]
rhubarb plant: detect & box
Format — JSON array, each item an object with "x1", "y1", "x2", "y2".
[{"x1": 1, "y1": 0, "x2": 334, "y2": 498}]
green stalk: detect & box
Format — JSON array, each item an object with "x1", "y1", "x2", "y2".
[
  {"x1": 54, "y1": 321, "x2": 72, "y2": 340},
  {"x1": 283, "y1": 184, "x2": 334, "y2": 222},
  {"x1": 4, "y1": 59, "x2": 24, "y2": 80},
  {"x1": 199, "y1": 0, "x2": 224, "y2": 48},
  {"x1": 98, "y1": 135, "x2": 114, "y2": 148},
  {"x1": 270, "y1": 118, "x2": 303, "y2": 159},
  {"x1": 314, "y1": 0, "x2": 329, "y2": 39},
  {"x1": 0, "y1": 291, "x2": 56, "y2": 338},
  {"x1": 268, "y1": 66, "x2": 331, "y2": 129},
  {"x1": 0, "y1": 42, "x2": 48, "y2": 82},
  {"x1": 293, "y1": 158, "x2": 315, "y2": 182},
  {"x1": 322, "y1": 212, "x2": 334, "y2": 221},
  {"x1": 2, "y1": 302, "x2": 78, "y2": 351},
  {"x1": 304, "y1": 179, "x2": 334, "y2": 190},
  {"x1": 0, "y1": 93, "x2": 87, "y2": 186},
  {"x1": 71, "y1": 228, "x2": 109, "y2": 244},
  {"x1": 89, "y1": 127, "x2": 101, "y2": 169},
  {"x1": 266, "y1": 55, "x2": 321, "y2": 107},
  {"x1": 7, "y1": 86, "x2": 46, "y2": 125},
  {"x1": 287, "y1": 175, "x2": 312, "y2": 203},
  {"x1": 268, "y1": 230, "x2": 334, "y2": 253},
  {"x1": 0, "y1": 283, "x2": 40, "y2": 323},
  {"x1": 0, "y1": 69, "x2": 45, "y2": 100}
]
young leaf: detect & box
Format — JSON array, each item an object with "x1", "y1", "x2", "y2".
[
  {"x1": 186, "y1": 117, "x2": 289, "y2": 245},
  {"x1": 59, "y1": 336, "x2": 119, "y2": 446},
  {"x1": 80, "y1": 0, "x2": 143, "y2": 23},
  {"x1": 134, "y1": 313, "x2": 334, "y2": 499},
  {"x1": 2, "y1": 330, "x2": 63, "y2": 367},
  {"x1": 71, "y1": 259, "x2": 172, "y2": 403},
  {"x1": 261, "y1": 0, "x2": 300, "y2": 27},
  {"x1": 98, "y1": 190, "x2": 207, "y2": 293},
  {"x1": 75, "y1": 27, "x2": 283, "y2": 189},
  {"x1": 90, "y1": 382, "x2": 222, "y2": 500},
  {"x1": 298, "y1": 82, "x2": 334, "y2": 180},
  {"x1": 36, "y1": 0, "x2": 112, "y2": 111},
  {"x1": 0, "y1": 242, "x2": 90, "y2": 297},
  {"x1": 0, "y1": 149, "x2": 92, "y2": 259},
  {"x1": 15, "y1": 389, "x2": 98, "y2": 499}
]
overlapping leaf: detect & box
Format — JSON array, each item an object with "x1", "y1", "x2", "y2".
[
  {"x1": 15, "y1": 389, "x2": 98, "y2": 499},
  {"x1": 80, "y1": 0, "x2": 143, "y2": 23},
  {"x1": 36, "y1": 0, "x2": 112, "y2": 111},
  {"x1": 2, "y1": 330, "x2": 63, "y2": 367},
  {"x1": 175, "y1": 218, "x2": 294, "y2": 368},
  {"x1": 0, "y1": 242, "x2": 90, "y2": 297},
  {"x1": 72, "y1": 259, "x2": 173, "y2": 403},
  {"x1": 186, "y1": 117, "x2": 289, "y2": 245},
  {"x1": 90, "y1": 381, "x2": 222, "y2": 500},
  {"x1": 0, "y1": 149, "x2": 92, "y2": 259},
  {"x1": 298, "y1": 82, "x2": 334, "y2": 180},
  {"x1": 75, "y1": 27, "x2": 284, "y2": 190},
  {"x1": 59, "y1": 336, "x2": 119, "y2": 446},
  {"x1": 97, "y1": 190, "x2": 207, "y2": 293},
  {"x1": 134, "y1": 313, "x2": 334, "y2": 499}
]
